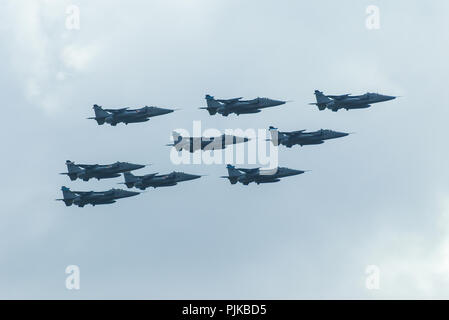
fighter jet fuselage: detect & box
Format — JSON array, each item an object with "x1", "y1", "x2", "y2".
[
  {"x1": 89, "y1": 105, "x2": 175, "y2": 126},
  {"x1": 311, "y1": 90, "x2": 396, "y2": 112},
  {"x1": 200, "y1": 95, "x2": 287, "y2": 116},
  {"x1": 60, "y1": 160, "x2": 146, "y2": 181},
  {"x1": 269, "y1": 126, "x2": 349, "y2": 147},
  {"x1": 169, "y1": 132, "x2": 249, "y2": 153},
  {"x1": 57, "y1": 186, "x2": 139, "y2": 207},
  {"x1": 222, "y1": 165, "x2": 306, "y2": 185},
  {"x1": 122, "y1": 171, "x2": 202, "y2": 190}
]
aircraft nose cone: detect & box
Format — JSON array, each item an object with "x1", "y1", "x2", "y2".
[
  {"x1": 272, "y1": 99, "x2": 286, "y2": 106},
  {"x1": 120, "y1": 190, "x2": 140, "y2": 198},
  {"x1": 133, "y1": 164, "x2": 146, "y2": 170},
  {"x1": 181, "y1": 173, "x2": 202, "y2": 181},
  {"x1": 289, "y1": 169, "x2": 305, "y2": 176},
  {"x1": 383, "y1": 95, "x2": 396, "y2": 101}
]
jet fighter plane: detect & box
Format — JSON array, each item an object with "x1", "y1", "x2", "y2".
[
  {"x1": 310, "y1": 90, "x2": 396, "y2": 112},
  {"x1": 167, "y1": 131, "x2": 250, "y2": 153},
  {"x1": 200, "y1": 94, "x2": 287, "y2": 116},
  {"x1": 268, "y1": 126, "x2": 350, "y2": 148},
  {"x1": 121, "y1": 171, "x2": 202, "y2": 190},
  {"x1": 60, "y1": 160, "x2": 146, "y2": 181},
  {"x1": 221, "y1": 164, "x2": 306, "y2": 185},
  {"x1": 88, "y1": 104, "x2": 176, "y2": 126},
  {"x1": 57, "y1": 186, "x2": 139, "y2": 207}
]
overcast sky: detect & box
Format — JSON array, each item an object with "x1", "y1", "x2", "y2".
[{"x1": 1, "y1": 0, "x2": 449, "y2": 299}]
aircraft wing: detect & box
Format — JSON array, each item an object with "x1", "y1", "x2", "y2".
[
  {"x1": 236, "y1": 167, "x2": 260, "y2": 174},
  {"x1": 141, "y1": 173, "x2": 158, "y2": 181},
  {"x1": 327, "y1": 94, "x2": 351, "y2": 100},
  {"x1": 104, "y1": 107, "x2": 129, "y2": 113},
  {"x1": 216, "y1": 97, "x2": 243, "y2": 104},
  {"x1": 72, "y1": 191, "x2": 94, "y2": 196},
  {"x1": 77, "y1": 164, "x2": 99, "y2": 169},
  {"x1": 283, "y1": 130, "x2": 306, "y2": 136},
  {"x1": 127, "y1": 107, "x2": 149, "y2": 113}
]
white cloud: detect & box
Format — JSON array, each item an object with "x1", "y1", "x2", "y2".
[
  {"x1": 4, "y1": 0, "x2": 99, "y2": 113},
  {"x1": 372, "y1": 195, "x2": 449, "y2": 298},
  {"x1": 61, "y1": 44, "x2": 99, "y2": 71}
]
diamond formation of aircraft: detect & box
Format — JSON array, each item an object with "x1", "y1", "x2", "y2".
[
  {"x1": 60, "y1": 160, "x2": 146, "y2": 181},
  {"x1": 221, "y1": 165, "x2": 306, "y2": 186},
  {"x1": 121, "y1": 171, "x2": 203, "y2": 190},
  {"x1": 200, "y1": 94, "x2": 287, "y2": 116},
  {"x1": 59, "y1": 89, "x2": 398, "y2": 207},
  {"x1": 310, "y1": 90, "x2": 396, "y2": 112},
  {"x1": 89, "y1": 104, "x2": 176, "y2": 126},
  {"x1": 167, "y1": 131, "x2": 250, "y2": 153},
  {"x1": 268, "y1": 126, "x2": 350, "y2": 148},
  {"x1": 57, "y1": 186, "x2": 140, "y2": 207}
]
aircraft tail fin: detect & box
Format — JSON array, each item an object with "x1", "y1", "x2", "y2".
[
  {"x1": 172, "y1": 131, "x2": 183, "y2": 144},
  {"x1": 59, "y1": 186, "x2": 77, "y2": 206},
  {"x1": 123, "y1": 171, "x2": 138, "y2": 188},
  {"x1": 225, "y1": 164, "x2": 242, "y2": 184},
  {"x1": 268, "y1": 126, "x2": 281, "y2": 146},
  {"x1": 91, "y1": 104, "x2": 109, "y2": 124},
  {"x1": 314, "y1": 90, "x2": 331, "y2": 103},
  {"x1": 203, "y1": 95, "x2": 221, "y2": 115},
  {"x1": 313, "y1": 90, "x2": 331, "y2": 110},
  {"x1": 65, "y1": 160, "x2": 83, "y2": 181}
]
